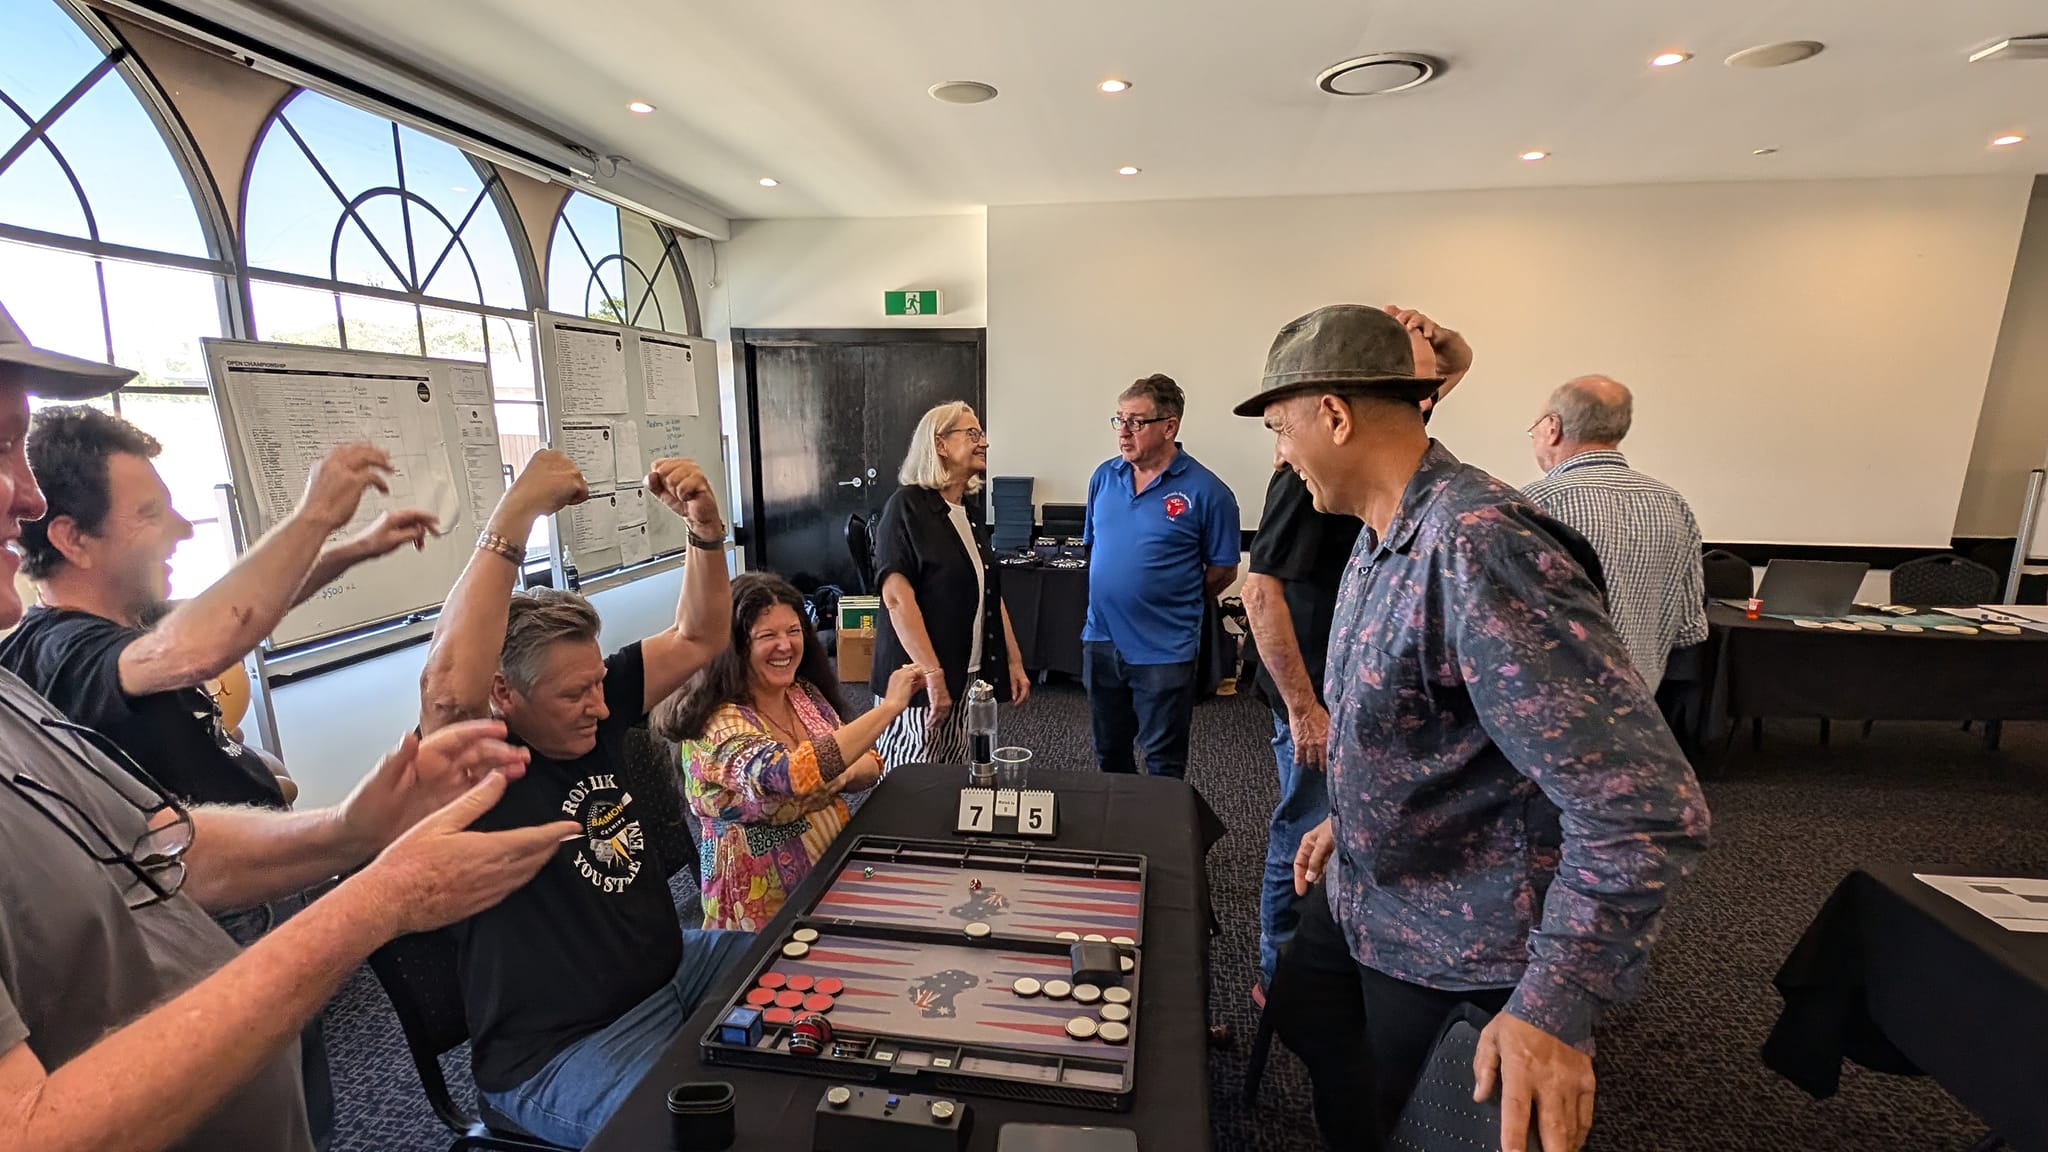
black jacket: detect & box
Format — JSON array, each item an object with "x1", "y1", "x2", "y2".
[{"x1": 870, "y1": 484, "x2": 1013, "y2": 705}]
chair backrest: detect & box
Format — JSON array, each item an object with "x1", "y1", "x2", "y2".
[
  {"x1": 366, "y1": 928, "x2": 479, "y2": 1136},
  {"x1": 844, "y1": 513, "x2": 875, "y2": 594},
  {"x1": 1701, "y1": 549, "x2": 1754, "y2": 600},
  {"x1": 1889, "y1": 553, "x2": 2001, "y2": 607}
]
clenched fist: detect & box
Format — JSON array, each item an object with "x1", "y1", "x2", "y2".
[
  {"x1": 510, "y1": 448, "x2": 590, "y2": 517},
  {"x1": 647, "y1": 457, "x2": 723, "y2": 536}
]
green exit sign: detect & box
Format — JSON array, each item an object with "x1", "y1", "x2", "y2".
[{"x1": 884, "y1": 290, "x2": 941, "y2": 316}]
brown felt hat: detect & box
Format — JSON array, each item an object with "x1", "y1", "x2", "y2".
[{"x1": 1232, "y1": 304, "x2": 1443, "y2": 417}]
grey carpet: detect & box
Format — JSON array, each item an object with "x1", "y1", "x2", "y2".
[{"x1": 324, "y1": 683, "x2": 2048, "y2": 1151}]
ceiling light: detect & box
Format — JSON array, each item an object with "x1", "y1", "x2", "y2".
[
  {"x1": 1315, "y1": 53, "x2": 1442, "y2": 97},
  {"x1": 626, "y1": 100, "x2": 656, "y2": 114},
  {"x1": 1519, "y1": 150, "x2": 1548, "y2": 162},
  {"x1": 1991, "y1": 134, "x2": 2026, "y2": 148},
  {"x1": 1752, "y1": 147, "x2": 1778, "y2": 156},
  {"x1": 1725, "y1": 41, "x2": 1825, "y2": 69},
  {"x1": 1117, "y1": 166, "x2": 1141, "y2": 176},
  {"x1": 758, "y1": 177, "x2": 780, "y2": 187},
  {"x1": 1650, "y1": 51, "x2": 1691, "y2": 68},
  {"x1": 929, "y1": 81, "x2": 999, "y2": 105},
  {"x1": 1098, "y1": 79, "x2": 1131, "y2": 94}
]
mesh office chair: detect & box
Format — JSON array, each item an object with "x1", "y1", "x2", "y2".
[
  {"x1": 1702, "y1": 549, "x2": 1754, "y2": 600},
  {"x1": 844, "y1": 513, "x2": 876, "y2": 594},
  {"x1": 1889, "y1": 553, "x2": 2000, "y2": 607},
  {"x1": 366, "y1": 930, "x2": 565, "y2": 1151}
]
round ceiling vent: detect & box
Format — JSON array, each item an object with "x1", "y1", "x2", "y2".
[
  {"x1": 928, "y1": 80, "x2": 999, "y2": 105},
  {"x1": 1724, "y1": 41, "x2": 1825, "y2": 69},
  {"x1": 1316, "y1": 53, "x2": 1442, "y2": 97}
]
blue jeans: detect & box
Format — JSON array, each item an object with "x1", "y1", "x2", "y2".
[
  {"x1": 1260, "y1": 714, "x2": 1330, "y2": 984},
  {"x1": 1083, "y1": 641, "x2": 1199, "y2": 779},
  {"x1": 481, "y1": 929, "x2": 752, "y2": 1147}
]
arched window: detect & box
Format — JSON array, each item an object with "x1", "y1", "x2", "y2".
[
  {"x1": 547, "y1": 191, "x2": 698, "y2": 335},
  {"x1": 243, "y1": 88, "x2": 544, "y2": 542},
  {"x1": 0, "y1": 0, "x2": 236, "y2": 598}
]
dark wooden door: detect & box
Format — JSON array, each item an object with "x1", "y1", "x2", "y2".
[{"x1": 738, "y1": 329, "x2": 986, "y2": 591}]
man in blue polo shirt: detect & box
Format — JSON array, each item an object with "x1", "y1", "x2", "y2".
[{"x1": 1082, "y1": 373, "x2": 1240, "y2": 779}]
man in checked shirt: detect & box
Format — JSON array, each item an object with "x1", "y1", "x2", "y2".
[{"x1": 1237, "y1": 306, "x2": 1709, "y2": 1152}]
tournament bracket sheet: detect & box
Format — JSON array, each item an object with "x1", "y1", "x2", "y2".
[{"x1": 218, "y1": 356, "x2": 462, "y2": 540}]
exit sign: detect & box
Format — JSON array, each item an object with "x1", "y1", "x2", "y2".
[{"x1": 884, "y1": 290, "x2": 942, "y2": 316}]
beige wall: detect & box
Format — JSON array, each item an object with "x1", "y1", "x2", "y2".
[
  {"x1": 987, "y1": 177, "x2": 2032, "y2": 547},
  {"x1": 703, "y1": 214, "x2": 987, "y2": 337},
  {"x1": 1955, "y1": 177, "x2": 2048, "y2": 539}
]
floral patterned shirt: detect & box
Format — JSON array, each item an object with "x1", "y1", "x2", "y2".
[{"x1": 1324, "y1": 441, "x2": 1710, "y2": 1047}]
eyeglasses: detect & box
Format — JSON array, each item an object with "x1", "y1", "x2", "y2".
[
  {"x1": 0, "y1": 698, "x2": 193, "y2": 910},
  {"x1": 940, "y1": 428, "x2": 988, "y2": 445},
  {"x1": 1109, "y1": 414, "x2": 1171, "y2": 433},
  {"x1": 1527, "y1": 412, "x2": 1560, "y2": 438}
]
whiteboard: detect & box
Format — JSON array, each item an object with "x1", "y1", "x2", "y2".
[
  {"x1": 202, "y1": 340, "x2": 508, "y2": 648},
  {"x1": 533, "y1": 311, "x2": 725, "y2": 575}
]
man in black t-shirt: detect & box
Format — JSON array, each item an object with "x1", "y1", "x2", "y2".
[
  {"x1": 1240, "y1": 306, "x2": 1471, "y2": 994},
  {"x1": 1, "y1": 406, "x2": 437, "y2": 810},
  {"x1": 419, "y1": 447, "x2": 743, "y2": 1148}
]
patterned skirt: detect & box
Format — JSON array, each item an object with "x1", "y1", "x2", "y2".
[{"x1": 874, "y1": 693, "x2": 972, "y2": 769}]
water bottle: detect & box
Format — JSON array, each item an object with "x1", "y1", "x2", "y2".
[{"x1": 965, "y1": 679, "x2": 997, "y2": 787}]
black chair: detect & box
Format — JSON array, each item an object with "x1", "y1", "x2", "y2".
[
  {"x1": 844, "y1": 513, "x2": 876, "y2": 594},
  {"x1": 1702, "y1": 549, "x2": 1754, "y2": 600},
  {"x1": 1889, "y1": 553, "x2": 2001, "y2": 607},
  {"x1": 366, "y1": 930, "x2": 566, "y2": 1151}
]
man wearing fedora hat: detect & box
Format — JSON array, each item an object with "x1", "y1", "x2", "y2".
[
  {"x1": 0, "y1": 300, "x2": 571, "y2": 1152},
  {"x1": 1241, "y1": 304, "x2": 1709, "y2": 1152}
]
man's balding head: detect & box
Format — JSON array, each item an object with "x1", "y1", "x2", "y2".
[{"x1": 1530, "y1": 375, "x2": 1633, "y2": 472}]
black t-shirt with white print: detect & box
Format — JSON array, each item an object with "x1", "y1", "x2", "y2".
[{"x1": 454, "y1": 641, "x2": 683, "y2": 1093}]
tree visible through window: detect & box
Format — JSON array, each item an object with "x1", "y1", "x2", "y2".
[{"x1": 547, "y1": 190, "x2": 697, "y2": 335}]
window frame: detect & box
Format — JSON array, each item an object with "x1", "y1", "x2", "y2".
[{"x1": 546, "y1": 190, "x2": 702, "y2": 337}]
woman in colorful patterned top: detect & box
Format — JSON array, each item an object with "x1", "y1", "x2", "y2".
[{"x1": 656, "y1": 572, "x2": 923, "y2": 931}]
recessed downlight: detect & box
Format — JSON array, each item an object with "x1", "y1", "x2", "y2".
[
  {"x1": 1315, "y1": 53, "x2": 1442, "y2": 97},
  {"x1": 1725, "y1": 41, "x2": 1825, "y2": 69},
  {"x1": 929, "y1": 80, "x2": 999, "y2": 105},
  {"x1": 627, "y1": 100, "x2": 656, "y2": 115},
  {"x1": 1117, "y1": 166, "x2": 1141, "y2": 176},
  {"x1": 1099, "y1": 79, "x2": 1131, "y2": 94},
  {"x1": 758, "y1": 177, "x2": 780, "y2": 187},
  {"x1": 1991, "y1": 133, "x2": 2026, "y2": 148},
  {"x1": 1650, "y1": 51, "x2": 1691, "y2": 68},
  {"x1": 1519, "y1": 150, "x2": 1549, "y2": 162}
]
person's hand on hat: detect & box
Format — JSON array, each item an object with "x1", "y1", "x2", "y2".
[{"x1": 1384, "y1": 304, "x2": 1474, "y2": 396}]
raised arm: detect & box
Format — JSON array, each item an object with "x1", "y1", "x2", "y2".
[
  {"x1": 1384, "y1": 305, "x2": 1474, "y2": 407},
  {"x1": 636, "y1": 458, "x2": 733, "y2": 713},
  {"x1": 118, "y1": 443, "x2": 393, "y2": 696},
  {"x1": 418, "y1": 450, "x2": 587, "y2": 735},
  {"x1": 289, "y1": 508, "x2": 440, "y2": 608},
  {"x1": 0, "y1": 772, "x2": 572, "y2": 1152}
]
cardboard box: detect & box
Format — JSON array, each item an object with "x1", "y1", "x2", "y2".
[{"x1": 837, "y1": 632, "x2": 874, "y2": 683}]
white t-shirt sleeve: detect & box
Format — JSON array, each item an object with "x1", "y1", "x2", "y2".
[{"x1": 946, "y1": 501, "x2": 987, "y2": 672}]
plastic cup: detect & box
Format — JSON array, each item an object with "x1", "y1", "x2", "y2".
[{"x1": 994, "y1": 746, "x2": 1032, "y2": 790}]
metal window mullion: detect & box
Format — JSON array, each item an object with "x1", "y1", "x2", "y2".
[
  {"x1": 243, "y1": 268, "x2": 532, "y2": 323},
  {"x1": 392, "y1": 122, "x2": 421, "y2": 293},
  {"x1": 0, "y1": 224, "x2": 234, "y2": 277},
  {"x1": 0, "y1": 51, "x2": 121, "y2": 177},
  {"x1": 279, "y1": 115, "x2": 411, "y2": 291}
]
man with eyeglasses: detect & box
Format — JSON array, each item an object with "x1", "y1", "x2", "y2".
[
  {"x1": 0, "y1": 301, "x2": 575, "y2": 1152},
  {"x1": 1081, "y1": 373, "x2": 1240, "y2": 779}
]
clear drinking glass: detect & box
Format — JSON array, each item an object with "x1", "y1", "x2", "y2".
[{"x1": 994, "y1": 746, "x2": 1032, "y2": 791}]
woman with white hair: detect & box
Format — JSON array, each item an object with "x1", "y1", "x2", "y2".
[{"x1": 870, "y1": 401, "x2": 1029, "y2": 766}]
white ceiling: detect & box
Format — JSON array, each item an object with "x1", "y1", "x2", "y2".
[{"x1": 266, "y1": 0, "x2": 2046, "y2": 219}]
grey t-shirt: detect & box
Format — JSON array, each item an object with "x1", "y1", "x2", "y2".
[{"x1": 0, "y1": 670, "x2": 312, "y2": 1151}]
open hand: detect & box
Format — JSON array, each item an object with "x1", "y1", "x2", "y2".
[
  {"x1": 346, "y1": 508, "x2": 440, "y2": 557},
  {"x1": 339, "y1": 721, "x2": 531, "y2": 855},
  {"x1": 1287, "y1": 702, "x2": 1329, "y2": 771},
  {"x1": 923, "y1": 669, "x2": 953, "y2": 724},
  {"x1": 1008, "y1": 661, "x2": 1032, "y2": 706},
  {"x1": 1474, "y1": 1011, "x2": 1596, "y2": 1152},
  {"x1": 299, "y1": 442, "x2": 393, "y2": 533},
  {"x1": 1293, "y1": 816, "x2": 1335, "y2": 896},
  {"x1": 351, "y1": 771, "x2": 578, "y2": 937}
]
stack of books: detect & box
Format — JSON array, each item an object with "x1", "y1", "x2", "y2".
[{"x1": 991, "y1": 476, "x2": 1036, "y2": 551}]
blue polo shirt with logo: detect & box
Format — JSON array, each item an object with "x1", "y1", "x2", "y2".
[{"x1": 1082, "y1": 447, "x2": 1242, "y2": 665}]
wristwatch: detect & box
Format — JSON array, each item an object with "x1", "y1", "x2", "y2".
[{"x1": 687, "y1": 521, "x2": 729, "y2": 551}]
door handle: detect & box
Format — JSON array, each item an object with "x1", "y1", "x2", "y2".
[{"x1": 839, "y1": 477, "x2": 864, "y2": 488}]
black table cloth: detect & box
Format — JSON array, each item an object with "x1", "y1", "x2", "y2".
[
  {"x1": 999, "y1": 565, "x2": 1089, "y2": 678},
  {"x1": 1763, "y1": 866, "x2": 2048, "y2": 1151},
  {"x1": 1699, "y1": 603, "x2": 2048, "y2": 738},
  {"x1": 584, "y1": 764, "x2": 1225, "y2": 1152}
]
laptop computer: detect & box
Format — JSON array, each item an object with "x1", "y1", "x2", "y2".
[{"x1": 1753, "y1": 559, "x2": 1868, "y2": 617}]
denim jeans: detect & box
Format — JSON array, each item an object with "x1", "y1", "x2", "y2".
[
  {"x1": 1260, "y1": 714, "x2": 1330, "y2": 984},
  {"x1": 217, "y1": 894, "x2": 334, "y2": 1151},
  {"x1": 481, "y1": 929, "x2": 753, "y2": 1147},
  {"x1": 1082, "y1": 641, "x2": 1198, "y2": 779}
]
